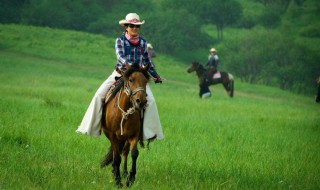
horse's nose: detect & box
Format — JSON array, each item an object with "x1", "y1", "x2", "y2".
[{"x1": 135, "y1": 98, "x2": 147, "y2": 109}]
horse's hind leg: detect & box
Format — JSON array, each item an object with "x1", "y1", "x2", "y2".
[
  {"x1": 222, "y1": 82, "x2": 231, "y2": 96},
  {"x1": 229, "y1": 80, "x2": 234, "y2": 97},
  {"x1": 122, "y1": 140, "x2": 130, "y2": 177},
  {"x1": 110, "y1": 141, "x2": 123, "y2": 188},
  {"x1": 126, "y1": 138, "x2": 139, "y2": 187},
  {"x1": 223, "y1": 80, "x2": 234, "y2": 97}
]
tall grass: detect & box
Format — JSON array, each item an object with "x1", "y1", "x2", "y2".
[{"x1": 0, "y1": 24, "x2": 319, "y2": 189}]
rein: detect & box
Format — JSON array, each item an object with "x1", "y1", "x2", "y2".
[{"x1": 117, "y1": 79, "x2": 146, "y2": 135}]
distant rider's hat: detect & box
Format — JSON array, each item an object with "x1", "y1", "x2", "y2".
[
  {"x1": 119, "y1": 13, "x2": 145, "y2": 27},
  {"x1": 210, "y1": 48, "x2": 217, "y2": 52},
  {"x1": 147, "y1": 43, "x2": 153, "y2": 49}
]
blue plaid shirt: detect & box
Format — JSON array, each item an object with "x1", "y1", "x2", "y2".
[{"x1": 115, "y1": 36, "x2": 158, "y2": 77}]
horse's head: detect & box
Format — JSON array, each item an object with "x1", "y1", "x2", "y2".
[
  {"x1": 123, "y1": 63, "x2": 150, "y2": 110},
  {"x1": 187, "y1": 61, "x2": 200, "y2": 73}
]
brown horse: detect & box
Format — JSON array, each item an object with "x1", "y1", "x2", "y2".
[
  {"x1": 187, "y1": 61, "x2": 234, "y2": 98},
  {"x1": 100, "y1": 63, "x2": 150, "y2": 187}
]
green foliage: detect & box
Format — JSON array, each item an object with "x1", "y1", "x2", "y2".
[
  {"x1": 1, "y1": 0, "x2": 320, "y2": 95},
  {"x1": 1, "y1": 24, "x2": 320, "y2": 189},
  {"x1": 209, "y1": 0, "x2": 243, "y2": 39},
  {"x1": 0, "y1": 0, "x2": 27, "y2": 23},
  {"x1": 299, "y1": 22, "x2": 320, "y2": 38},
  {"x1": 258, "y1": 11, "x2": 281, "y2": 29},
  {"x1": 253, "y1": 0, "x2": 291, "y2": 13},
  {"x1": 216, "y1": 27, "x2": 320, "y2": 94},
  {"x1": 144, "y1": 9, "x2": 211, "y2": 54},
  {"x1": 21, "y1": 0, "x2": 105, "y2": 30}
]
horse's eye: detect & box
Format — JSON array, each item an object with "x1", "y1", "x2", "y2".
[{"x1": 129, "y1": 79, "x2": 133, "y2": 83}]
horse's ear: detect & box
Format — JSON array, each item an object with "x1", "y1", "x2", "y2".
[{"x1": 125, "y1": 62, "x2": 132, "y2": 70}]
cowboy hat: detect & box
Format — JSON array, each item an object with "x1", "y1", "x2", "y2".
[
  {"x1": 147, "y1": 43, "x2": 153, "y2": 49},
  {"x1": 210, "y1": 48, "x2": 217, "y2": 52},
  {"x1": 119, "y1": 13, "x2": 145, "y2": 26}
]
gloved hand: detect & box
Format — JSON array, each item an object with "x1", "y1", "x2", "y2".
[{"x1": 155, "y1": 74, "x2": 162, "y2": 83}]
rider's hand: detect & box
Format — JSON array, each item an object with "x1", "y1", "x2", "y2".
[{"x1": 155, "y1": 74, "x2": 162, "y2": 83}]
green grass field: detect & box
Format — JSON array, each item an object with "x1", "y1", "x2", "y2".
[{"x1": 1, "y1": 24, "x2": 319, "y2": 189}]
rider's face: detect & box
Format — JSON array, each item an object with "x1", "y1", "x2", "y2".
[{"x1": 126, "y1": 24, "x2": 140, "y2": 36}]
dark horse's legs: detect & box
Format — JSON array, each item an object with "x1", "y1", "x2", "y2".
[
  {"x1": 222, "y1": 79, "x2": 234, "y2": 97},
  {"x1": 219, "y1": 72, "x2": 233, "y2": 98},
  {"x1": 199, "y1": 81, "x2": 211, "y2": 98}
]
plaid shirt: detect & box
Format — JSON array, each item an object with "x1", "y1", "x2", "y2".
[{"x1": 115, "y1": 36, "x2": 158, "y2": 77}]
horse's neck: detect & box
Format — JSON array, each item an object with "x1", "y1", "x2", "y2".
[
  {"x1": 196, "y1": 67, "x2": 207, "y2": 78},
  {"x1": 119, "y1": 88, "x2": 132, "y2": 110}
]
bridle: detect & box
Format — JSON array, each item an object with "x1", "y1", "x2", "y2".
[
  {"x1": 117, "y1": 75, "x2": 147, "y2": 135},
  {"x1": 123, "y1": 80, "x2": 146, "y2": 98}
]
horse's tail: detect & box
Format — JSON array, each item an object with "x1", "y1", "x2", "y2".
[
  {"x1": 228, "y1": 73, "x2": 234, "y2": 81},
  {"x1": 100, "y1": 146, "x2": 113, "y2": 168},
  {"x1": 100, "y1": 141, "x2": 127, "y2": 168},
  {"x1": 228, "y1": 73, "x2": 234, "y2": 97}
]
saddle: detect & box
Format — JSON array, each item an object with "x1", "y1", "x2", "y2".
[
  {"x1": 104, "y1": 76, "x2": 124, "y2": 104},
  {"x1": 207, "y1": 67, "x2": 220, "y2": 79},
  {"x1": 213, "y1": 71, "x2": 221, "y2": 79}
]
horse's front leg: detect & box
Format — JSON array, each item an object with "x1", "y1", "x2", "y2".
[
  {"x1": 122, "y1": 140, "x2": 130, "y2": 177},
  {"x1": 126, "y1": 139, "x2": 139, "y2": 187},
  {"x1": 111, "y1": 143, "x2": 122, "y2": 188}
]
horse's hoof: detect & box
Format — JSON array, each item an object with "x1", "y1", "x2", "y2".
[
  {"x1": 123, "y1": 171, "x2": 128, "y2": 178},
  {"x1": 126, "y1": 175, "x2": 135, "y2": 187},
  {"x1": 112, "y1": 170, "x2": 116, "y2": 177},
  {"x1": 201, "y1": 92, "x2": 211, "y2": 99},
  {"x1": 116, "y1": 182, "x2": 123, "y2": 188},
  {"x1": 116, "y1": 180, "x2": 123, "y2": 188},
  {"x1": 126, "y1": 179, "x2": 134, "y2": 187}
]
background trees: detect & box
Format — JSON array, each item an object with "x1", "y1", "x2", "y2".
[{"x1": 0, "y1": 0, "x2": 319, "y2": 95}]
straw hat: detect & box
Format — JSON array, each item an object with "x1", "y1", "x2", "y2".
[
  {"x1": 210, "y1": 48, "x2": 217, "y2": 52},
  {"x1": 119, "y1": 13, "x2": 145, "y2": 26},
  {"x1": 147, "y1": 43, "x2": 153, "y2": 49}
]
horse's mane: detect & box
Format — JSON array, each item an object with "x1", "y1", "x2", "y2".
[
  {"x1": 110, "y1": 77, "x2": 124, "y2": 97},
  {"x1": 193, "y1": 61, "x2": 206, "y2": 71},
  {"x1": 108, "y1": 67, "x2": 150, "y2": 98},
  {"x1": 124, "y1": 66, "x2": 150, "y2": 80}
]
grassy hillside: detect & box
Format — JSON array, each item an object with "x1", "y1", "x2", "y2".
[{"x1": 0, "y1": 24, "x2": 319, "y2": 189}]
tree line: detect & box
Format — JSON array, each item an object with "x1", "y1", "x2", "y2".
[{"x1": 1, "y1": 0, "x2": 319, "y2": 95}]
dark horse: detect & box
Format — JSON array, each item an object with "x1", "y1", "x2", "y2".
[
  {"x1": 100, "y1": 63, "x2": 150, "y2": 187},
  {"x1": 187, "y1": 61, "x2": 234, "y2": 98}
]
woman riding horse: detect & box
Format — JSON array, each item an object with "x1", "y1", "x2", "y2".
[{"x1": 76, "y1": 13, "x2": 164, "y2": 187}]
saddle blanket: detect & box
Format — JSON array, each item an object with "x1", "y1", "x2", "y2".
[{"x1": 213, "y1": 71, "x2": 221, "y2": 79}]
